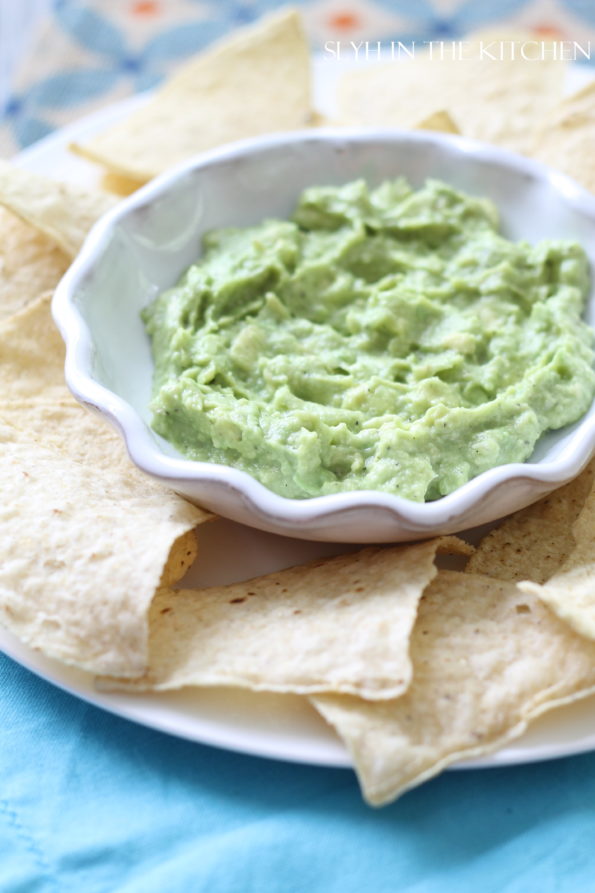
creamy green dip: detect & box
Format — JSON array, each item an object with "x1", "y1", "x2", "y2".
[{"x1": 142, "y1": 178, "x2": 595, "y2": 501}]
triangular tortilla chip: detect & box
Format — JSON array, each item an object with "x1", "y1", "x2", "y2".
[
  {"x1": 520, "y1": 473, "x2": 595, "y2": 640},
  {"x1": 532, "y1": 82, "x2": 595, "y2": 194},
  {"x1": 0, "y1": 291, "x2": 67, "y2": 402},
  {"x1": 0, "y1": 291, "x2": 212, "y2": 672},
  {"x1": 313, "y1": 571, "x2": 595, "y2": 806},
  {"x1": 0, "y1": 418, "x2": 206, "y2": 676},
  {"x1": 70, "y1": 8, "x2": 312, "y2": 182},
  {"x1": 0, "y1": 160, "x2": 116, "y2": 256},
  {"x1": 0, "y1": 399, "x2": 136, "y2": 472},
  {"x1": 0, "y1": 208, "x2": 69, "y2": 320},
  {"x1": 0, "y1": 397, "x2": 204, "y2": 506},
  {"x1": 100, "y1": 171, "x2": 143, "y2": 197},
  {"x1": 0, "y1": 292, "x2": 214, "y2": 521},
  {"x1": 98, "y1": 539, "x2": 447, "y2": 699},
  {"x1": 337, "y1": 39, "x2": 565, "y2": 154},
  {"x1": 466, "y1": 460, "x2": 595, "y2": 583},
  {"x1": 414, "y1": 109, "x2": 459, "y2": 134}
]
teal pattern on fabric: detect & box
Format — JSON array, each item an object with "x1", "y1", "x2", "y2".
[{"x1": 3, "y1": 0, "x2": 595, "y2": 151}]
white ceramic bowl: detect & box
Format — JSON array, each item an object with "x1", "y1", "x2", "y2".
[{"x1": 52, "y1": 129, "x2": 595, "y2": 543}]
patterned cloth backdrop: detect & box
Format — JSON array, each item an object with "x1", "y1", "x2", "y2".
[{"x1": 1, "y1": 0, "x2": 595, "y2": 157}]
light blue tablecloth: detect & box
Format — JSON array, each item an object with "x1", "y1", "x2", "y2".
[
  {"x1": 4, "y1": 3, "x2": 595, "y2": 890},
  {"x1": 3, "y1": 651, "x2": 595, "y2": 892}
]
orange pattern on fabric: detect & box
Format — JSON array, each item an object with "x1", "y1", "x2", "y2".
[
  {"x1": 533, "y1": 24, "x2": 566, "y2": 38},
  {"x1": 132, "y1": 1, "x2": 160, "y2": 16},
  {"x1": 328, "y1": 12, "x2": 361, "y2": 31}
]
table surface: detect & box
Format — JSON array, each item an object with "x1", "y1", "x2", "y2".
[{"x1": 3, "y1": 2, "x2": 595, "y2": 891}]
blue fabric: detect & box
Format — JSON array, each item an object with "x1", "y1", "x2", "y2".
[{"x1": 2, "y1": 649, "x2": 595, "y2": 892}]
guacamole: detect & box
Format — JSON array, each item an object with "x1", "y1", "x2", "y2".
[{"x1": 142, "y1": 178, "x2": 595, "y2": 501}]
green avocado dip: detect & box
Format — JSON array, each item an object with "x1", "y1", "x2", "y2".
[{"x1": 142, "y1": 178, "x2": 595, "y2": 501}]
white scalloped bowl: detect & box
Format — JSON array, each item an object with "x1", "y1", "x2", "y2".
[{"x1": 52, "y1": 129, "x2": 595, "y2": 542}]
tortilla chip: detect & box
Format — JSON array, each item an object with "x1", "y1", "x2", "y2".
[
  {"x1": 313, "y1": 571, "x2": 595, "y2": 806},
  {"x1": 0, "y1": 208, "x2": 69, "y2": 320},
  {"x1": 0, "y1": 291, "x2": 67, "y2": 402},
  {"x1": 310, "y1": 111, "x2": 333, "y2": 127},
  {"x1": 98, "y1": 539, "x2": 448, "y2": 699},
  {"x1": 0, "y1": 398, "x2": 207, "y2": 516},
  {"x1": 532, "y1": 82, "x2": 595, "y2": 194},
  {"x1": 0, "y1": 418, "x2": 206, "y2": 676},
  {"x1": 520, "y1": 473, "x2": 595, "y2": 640},
  {"x1": 70, "y1": 9, "x2": 312, "y2": 183},
  {"x1": 466, "y1": 461, "x2": 595, "y2": 583},
  {"x1": 0, "y1": 160, "x2": 116, "y2": 257},
  {"x1": 0, "y1": 298, "x2": 212, "y2": 632},
  {"x1": 337, "y1": 41, "x2": 565, "y2": 154},
  {"x1": 0, "y1": 281, "x2": 214, "y2": 491},
  {"x1": 159, "y1": 530, "x2": 198, "y2": 588},
  {"x1": 100, "y1": 171, "x2": 143, "y2": 197},
  {"x1": 414, "y1": 109, "x2": 459, "y2": 135},
  {"x1": 0, "y1": 398, "x2": 129, "y2": 467},
  {"x1": 0, "y1": 291, "x2": 214, "y2": 522}
]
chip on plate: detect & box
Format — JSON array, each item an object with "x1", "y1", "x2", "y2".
[
  {"x1": 98, "y1": 540, "x2": 450, "y2": 700},
  {"x1": 313, "y1": 571, "x2": 595, "y2": 805},
  {"x1": 520, "y1": 473, "x2": 595, "y2": 642},
  {"x1": 70, "y1": 8, "x2": 313, "y2": 183},
  {"x1": 0, "y1": 418, "x2": 206, "y2": 676},
  {"x1": 0, "y1": 160, "x2": 116, "y2": 257},
  {"x1": 467, "y1": 460, "x2": 595, "y2": 584},
  {"x1": 337, "y1": 36, "x2": 565, "y2": 154},
  {"x1": 532, "y1": 82, "x2": 595, "y2": 194},
  {"x1": 0, "y1": 208, "x2": 69, "y2": 319}
]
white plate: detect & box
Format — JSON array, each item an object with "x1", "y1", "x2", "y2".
[{"x1": 4, "y1": 59, "x2": 595, "y2": 771}]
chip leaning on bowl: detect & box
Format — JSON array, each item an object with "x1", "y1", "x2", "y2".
[{"x1": 142, "y1": 176, "x2": 595, "y2": 501}]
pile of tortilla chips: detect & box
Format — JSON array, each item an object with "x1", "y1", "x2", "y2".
[{"x1": 3, "y1": 7, "x2": 595, "y2": 806}]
